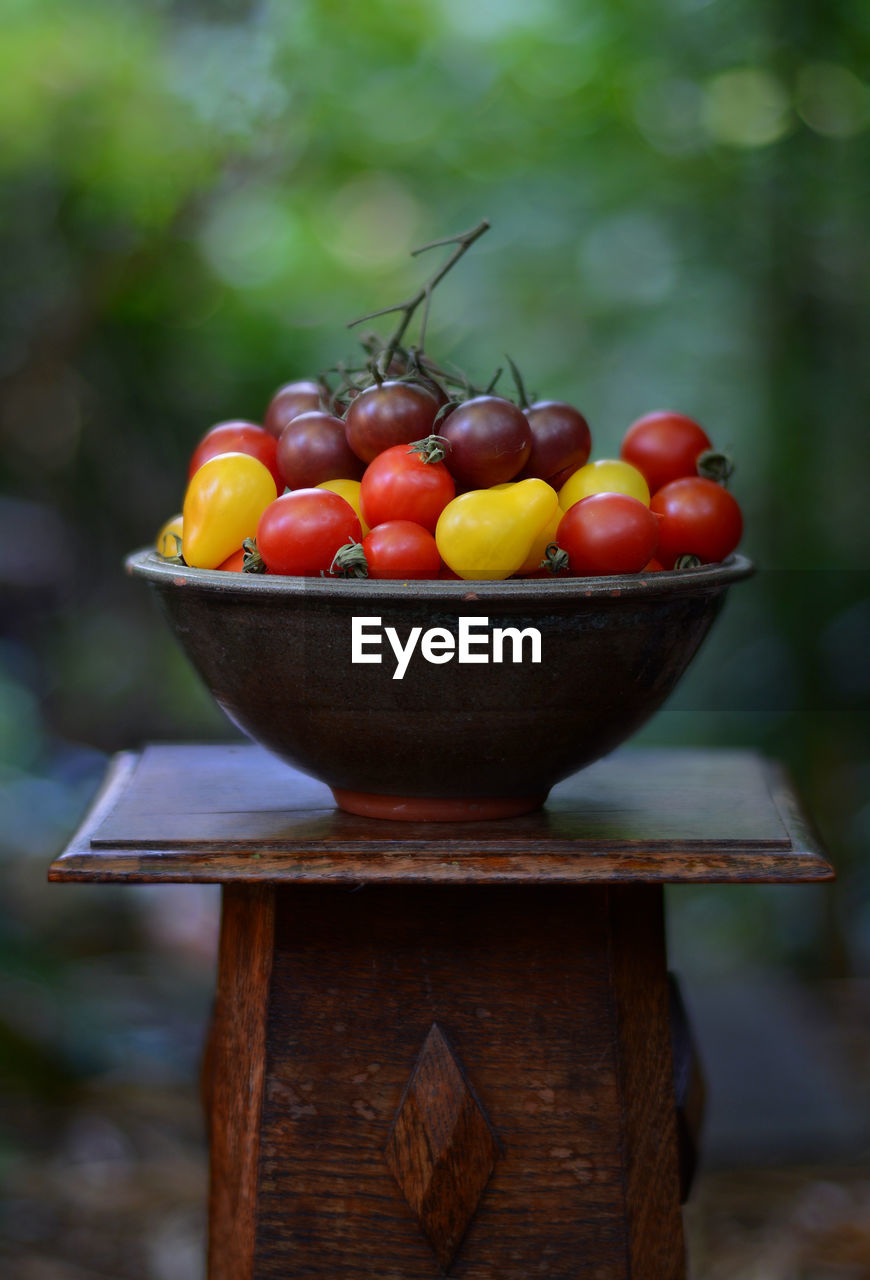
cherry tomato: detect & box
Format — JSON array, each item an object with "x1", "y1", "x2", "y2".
[
  {"x1": 256, "y1": 489, "x2": 362, "y2": 576},
  {"x1": 650, "y1": 476, "x2": 742, "y2": 567},
  {"x1": 360, "y1": 442, "x2": 455, "y2": 533},
  {"x1": 317, "y1": 478, "x2": 370, "y2": 535},
  {"x1": 344, "y1": 381, "x2": 439, "y2": 463},
  {"x1": 620, "y1": 411, "x2": 712, "y2": 494},
  {"x1": 156, "y1": 513, "x2": 183, "y2": 558},
  {"x1": 559, "y1": 459, "x2": 650, "y2": 510},
  {"x1": 363, "y1": 521, "x2": 442, "y2": 580},
  {"x1": 183, "y1": 453, "x2": 277, "y2": 570},
  {"x1": 555, "y1": 493, "x2": 659, "y2": 576},
  {"x1": 217, "y1": 547, "x2": 246, "y2": 572},
  {"x1": 189, "y1": 421, "x2": 283, "y2": 495},
  {"x1": 440, "y1": 396, "x2": 531, "y2": 488},
  {"x1": 277, "y1": 411, "x2": 365, "y2": 489},
  {"x1": 517, "y1": 401, "x2": 591, "y2": 484},
  {"x1": 264, "y1": 379, "x2": 323, "y2": 438}
]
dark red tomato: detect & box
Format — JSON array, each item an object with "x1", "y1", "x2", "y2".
[
  {"x1": 189, "y1": 421, "x2": 283, "y2": 494},
  {"x1": 360, "y1": 443, "x2": 455, "y2": 533},
  {"x1": 363, "y1": 521, "x2": 442, "y2": 580},
  {"x1": 440, "y1": 396, "x2": 531, "y2": 488},
  {"x1": 650, "y1": 477, "x2": 742, "y2": 567},
  {"x1": 517, "y1": 401, "x2": 591, "y2": 483},
  {"x1": 556, "y1": 493, "x2": 659, "y2": 576},
  {"x1": 264, "y1": 379, "x2": 323, "y2": 438},
  {"x1": 256, "y1": 490, "x2": 361, "y2": 576},
  {"x1": 277, "y1": 411, "x2": 365, "y2": 489},
  {"x1": 620, "y1": 411, "x2": 712, "y2": 494},
  {"x1": 344, "y1": 381, "x2": 439, "y2": 463}
]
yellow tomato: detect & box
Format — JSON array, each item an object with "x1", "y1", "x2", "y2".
[
  {"x1": 317, "y1": 478, "x2": 370, "y2": 536},
  {"x1": 182, "y1": 453, "x2": 277, "y2": 569},
  {"x1": 436, "y1": 479, "x2": 558, "y2": 580},
  {"x1": 155, "y1": 513, "x2": 183, "y2": 559},
  {"x1": 559, "y1": 459, "x2": 650, "y2": 510}
]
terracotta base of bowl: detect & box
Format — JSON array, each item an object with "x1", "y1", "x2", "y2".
[{"x1": 331, "y1": 788, "x2": 547, "y2": 823}]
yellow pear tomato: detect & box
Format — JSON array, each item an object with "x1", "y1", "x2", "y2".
[
  {"x1": 559, "y1": 459, "x2": 650, "y2": 510},
  {"x1": 436, "y1": 478, "x2": 558, "y2": 580},
  {"x1": 155, "y1": 513, "x2": 183, "y2": 559},
  {"x1": 317, "y1": 478, "x2": 370, "y2": 536},
  {"x1": 183, "y1": 452, "x2": 277, "y2": 569}
]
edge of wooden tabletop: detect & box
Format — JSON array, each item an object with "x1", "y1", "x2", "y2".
[{"x1": 47, "y1": 747, "x2": 835, "y2": 887}]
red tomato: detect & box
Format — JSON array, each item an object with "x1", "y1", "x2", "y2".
[
  {"x1": 217, "y1": 547, "x2": 246, "y2": 572},
  {"x1": 256, "y1": 490, "x2": 362, "y2": 576},
  {"x1": 620, "y1": 411, "x2": 712, "y2": 494},
  {"x1": 360, "y1": 443, "x2": 455, "y2": 533},
  {"x1": 555, "y1": 493, "x2": 659, "y2": 576},
  {"x1": 363, "y1": 521, "x2": 442, "y2": 580},
  {"x1": 264, "y1": 379, "x2": 322, "y2": 438},
  {"x1": 650, "y1": 477, "x2": 742, "y2": 567},
  {"x1": 189, "y1": 421, "x2": 283, "y2": 494}
]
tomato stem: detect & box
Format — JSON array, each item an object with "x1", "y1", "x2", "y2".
[
  {"x1": 329, "y1": 539, "x2": 369, "y2": 578},
  {"x1": 697, "y1": 449, "x2": 734, "y2": 487},
  {"x1": 242, "y1": 538, "x2": 267, "y2": 574},
  {"x1": 542, "y1": 543, "x2": 570, "y2": 575},
  {"x1": 506, "y1": 354, "x2": 531, "y2": 409},
  {"x1": 346, "y1": 219, "x2": 490, "y2": 373},
  {"x1": 407, "y1": 434, "x2": 453, "y2": 465}
]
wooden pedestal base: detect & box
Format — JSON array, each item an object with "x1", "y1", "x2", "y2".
[
  {"x1": 50, "y1": 743, "x2": 834, "y2": 1280},
  {"x1": 207, "y1": 884, "x2": 684, "y2": 1280}
]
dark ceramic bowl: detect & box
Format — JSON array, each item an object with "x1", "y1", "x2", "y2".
[{"x1": 127, "y1": 549, "x2": 752, "y2": 820}]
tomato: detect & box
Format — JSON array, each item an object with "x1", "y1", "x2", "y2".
[
  {"x1": 436, "y1": 478, "x2": 557, "y2": 580},
  {"x1": 650, "y1": 477, "x2": 742, "y2": 567},
  {"x1": 277, "y1": 411, "x2": 365, "y2": 489},
  {"x1": 360, "y1": 440, "x2": 455, "y2": 533},
  {"x1": 156, "y1": 513, "x2": 183, "y2": 559},
  {"x1": 317, "y1": 478, "x2": 370, "y2": 535},
  {"x1": 189, "y1": 421, "x2": 283, "y2": 495},
  {"x1": 555, "y1": 493, "x2": 659, "y2": 576},
  {"x1": 517, "y1": 401, "x2": 592, "y2": 484},
  {"x1": 620, "y1": 411, "x2": 712, "y2": 494},
  {"x1": 256, "y1": 489, "x2": 362, "y2": 576},
  {"x1": 264, "y1": 379, "x2": 323, "y2": 438},
  {"x1": 217, "y1": 547, "x2": 246, "y2": 572},
  {"x1": 559, "y1": 459, "x2": 650, "y2": 510},
  {"x1": 440, "y1": 396, "x2": 531, "y2": 488},
  {"x1": 362, "y1": 521, "x2": 442, "y2": 580},
  {"x1": 183, "y1": 453, "x2": 278, "y2": 569},
  {"x1": 344, "y1": 381, "x2": 439, "y2": 463}
]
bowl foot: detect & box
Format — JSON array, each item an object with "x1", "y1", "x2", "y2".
[{"x1": 331, "y1": 789, "x2": 547, "y2": 822}]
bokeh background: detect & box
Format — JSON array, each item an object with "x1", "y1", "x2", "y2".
[{"x1": 2, "y1": 1, "x2": 869, "y2": 1276}]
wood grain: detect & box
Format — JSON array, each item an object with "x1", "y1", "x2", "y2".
[
  {"x1": 607, "y1": 888, "x2": 685, "y2": 1277},
  {"x1": 206, "y1": 885, "x2": 274, "y2": 1280},
  {"x1": 48, "y1": 743, "x2": 835, "y2": 886},
  {"x1": 251, "y1": 884, "x2": 683, "y2": 1279}
]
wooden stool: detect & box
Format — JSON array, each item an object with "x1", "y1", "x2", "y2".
[{"x1": 50, "y1": 744, "x2": 832, "y2": 1280}]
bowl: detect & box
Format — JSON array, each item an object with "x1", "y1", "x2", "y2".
[{"x1": 127, "y1": 549, "x2": 753, "y2": 821}]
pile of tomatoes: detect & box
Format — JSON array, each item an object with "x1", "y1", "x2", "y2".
[{"x1": 157, "y1": 372, "x2": 742, "y2": 581}]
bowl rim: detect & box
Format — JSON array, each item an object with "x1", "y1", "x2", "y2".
[{"x1": 126, "y1": 548, "x2": 754, "y2": 601}]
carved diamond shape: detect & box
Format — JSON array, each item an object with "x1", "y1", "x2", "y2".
[{"x1": 385, "y1": 1023, "x2": 498, "y2": 1273}]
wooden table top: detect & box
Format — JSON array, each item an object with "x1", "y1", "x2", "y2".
[{"x1": 48, "y1": 742, "x2": 834, "y2": 886}]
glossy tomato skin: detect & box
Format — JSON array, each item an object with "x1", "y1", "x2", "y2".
[
  {"x1": 277, "y1": 411, "x2": 365, "y2": 489},
  {"x1": 556, "y1": 493, "x2": 659, "y2": 576},
  {"x1": 189, "y1": 421, "x2": 283, "y2": 494},
  {"x1": 344, "y1": 381, "x2": 439, "y2": 464},
  {"x1": 363, "y1": 521, "x2": 442, "y2": 580},
  {"x1": 621, "y1": 411, "x2": 712, "y2": 494},
  {"x1": 517, "y1": 401, "x2": 592, "y2": 483},
  {"x1": 440, "y1": 396, "x2": 532, "y2": 488},
  {"x1": 650, "y1": 476, "x2": 742, "y2": 567},
  {"x1": 360, "y1": 444, "x2": 455, "y2": 534},
  {"x1": 256, "y1": 490, "x2": 362, "y2": 576},
  {"x1": 264, "y1": 380, "x2": 323, "y2": 438}
]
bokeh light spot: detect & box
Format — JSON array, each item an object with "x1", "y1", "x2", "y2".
[
  {"x1": 321, "y1": 174, "x2": 421, "y2": 272},
  {"x1": 199, "y1": 188, "x2": 302, "y2": 290},
  {"x1": 796, "y1": 62, "x2": 869, "y2": 138},
  {"x1": 703, "y1": 68, "x2": 791, "y2": 147}
]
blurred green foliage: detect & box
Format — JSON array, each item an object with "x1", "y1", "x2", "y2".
[{"x1": 1, "y1": 0, "x2": 869, "y2": 993}]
